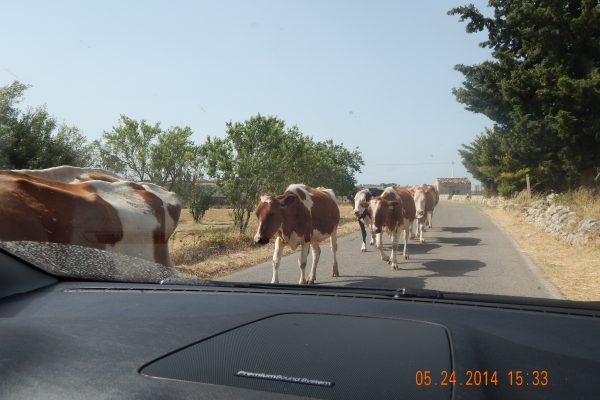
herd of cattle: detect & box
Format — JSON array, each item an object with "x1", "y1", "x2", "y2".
[
  {"x1": 253, "y1": 182, "x2": 438, "y2": 284},
  {"x1": 0, "y1": 166, "x2": 439, "y2": 285}
]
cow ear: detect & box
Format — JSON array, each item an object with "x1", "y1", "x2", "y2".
[{"x1": 279, "y1": 194, "x2": 297, "y2": 207}]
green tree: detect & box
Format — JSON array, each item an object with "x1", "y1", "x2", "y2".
[
  {"x1": 200, "y1": 114, "x2": 364, "y2": 234},
  {"x1": 0, "y1": 81, "x2": 91, "y2": 169},
  {"x1": 450, "y1": 0, "x2": 600, "y2": 193},
  {"x1": 93, "y1": 115, "x2": 161, "y2": 181},
  {"x1": 200, "y1": 114, "x2": 290, "y2": 234},
  {"x1": 93, "y1": 116, "x2": 203, "y2": 200}
]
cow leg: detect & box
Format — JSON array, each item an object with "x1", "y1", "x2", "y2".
[
  {"x1": 330, "y1": 228, "x2": 339, "y2": 277},
  {"x1": 307, "y1": 243, "x2": 321, "y2": 284},
  {"x1": 427, "y1": 211, "x2": 433, "y2": 228},
  {"x1": 418, "y1": 218, "x2": 425, "y2": 243},
  {"x1": 389, "y1": 229, "x2": 399, "y2": 270},
  {"x1": 358, "y1": 220, "x2": 367, "y2": 252},
  {"x1": 370, "y1": 231, "x2": 376, "y2": 246},
  {"x1": 298, "y1": 243, "x2": 310, "y2": 284},
  {"x1": 403, "y1": 224, "x2": 410, "y2": 260},
  {"x1": 271, "y1": 237, "x2": 284, "y2": 284},
  {"x1": 376, "y1": 232, "x2": 389, "y2": 262}
]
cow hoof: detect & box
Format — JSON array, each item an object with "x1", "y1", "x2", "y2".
[
  {"x1": 404, "y1": 254, "x2": 409, "y2": 260},
  {"x1": 382, "y1": 256, "x2": 390, "y2": 262},
  {"x1": 420, "y1": 239, "x2": 425, "y2": 243},
  {"x1": 361, "y1": 248, "x2": 366, "y2": 253},
  {"x1": 390, "y1": 263, "x2": 398, "y2": 271}
]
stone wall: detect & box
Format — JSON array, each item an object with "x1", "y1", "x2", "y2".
[{"x1": 445, "y1": 194, "x2": 600, "y2": 246}]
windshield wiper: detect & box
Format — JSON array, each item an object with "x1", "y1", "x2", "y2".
[
  {"x1": 160, "y1": 277, "x2": 443, "y2": 299},
  {"x1": 159, "y1": 278, "x2": 600, "y2": 312}
]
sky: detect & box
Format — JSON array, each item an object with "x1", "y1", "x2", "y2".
[{"x1": 0, "y1": 0, "x2": 493, "y2": 187}]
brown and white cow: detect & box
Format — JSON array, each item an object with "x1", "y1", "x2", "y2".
[
  {"x1": 412, "y1": 185, "x2": 434, "y2": 242},
  {"x1": 423, "y1": 184, "x2": 439, "y2": 228},
  {"x1": 0, "y1": 166, "x2": 181, "y2": 267},
  {"x1": 253, "y1": 184, "x2": 340, "y2": 284},
  {"x1": 370, "y1": 186, "x2": 416, "y2": 270},
  {"x1": 353, "y1": 187, "x2": 383, "y2": 252}
]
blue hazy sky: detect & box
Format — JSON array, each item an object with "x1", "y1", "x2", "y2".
[{"x1": 0, "y1": 0, "x2": 493, "y2": 186}]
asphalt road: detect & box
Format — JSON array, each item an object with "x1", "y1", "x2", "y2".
[{"x1": 223, "y1": 201, "x2": 563, "y2": 299}]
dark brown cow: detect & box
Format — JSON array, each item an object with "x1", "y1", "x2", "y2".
[
  {"x1": 253, "y1": 184, "x2": 340, "y2": 284},
  {"x1": 0, "y1": 166, "x2": 181, "y2": 267},
  {"x1": 369, "y1": 186, "x2": 416, "y2": 270}
]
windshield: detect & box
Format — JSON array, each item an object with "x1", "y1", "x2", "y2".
[{"x1": 1, "y1": 0, "x2": 599, "y2": 302}]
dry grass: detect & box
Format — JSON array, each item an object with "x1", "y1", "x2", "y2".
[
  {"x1": 558, "y1": 188, "x2": 600, "y2": 220},
  {"x1": 482, "y1": 207, "x2": 600, "y2": 301},
  {"x1": 170, "y1": 204, "x2": 358, "y2": 280}
]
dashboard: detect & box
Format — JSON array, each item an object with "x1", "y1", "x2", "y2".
[{"x1": 1, "y1": 248, "x2": 599, "y2": 400}]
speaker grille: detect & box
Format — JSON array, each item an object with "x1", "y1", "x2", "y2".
[{"x1": 141, "y1": 313, "x2": 452, "y2": 400}]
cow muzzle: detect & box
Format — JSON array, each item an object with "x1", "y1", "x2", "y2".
[{"x1": 254, "y1": 236, "x2": 269, "y2": 245}]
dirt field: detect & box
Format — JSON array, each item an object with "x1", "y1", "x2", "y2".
[
  {"x1": 482, "y1": 207, "x2": 600, "y2": 301},
  {"x1": 170, "y1": 203, "x2": 358, "y2": 280}
]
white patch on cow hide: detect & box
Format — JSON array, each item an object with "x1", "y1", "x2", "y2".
[
  {"x1": 141, "y1": 183, "x2": 182, "y2": 238},
  {"x1": 260, "y1": 195, "x2": 273, "y2": 203},
  {"x1": 13, "y1": 166, "x2": 121, "y2": 184},
  {"x1": 284, "y1": 231, "x2": 303, "y2": 250},
  {"x1": 369, "y1": 199, "x2": 380, "y2": 231},
  {"x1": 285, "y1": 184, "x2": 313, "y2": 212},
  {"x1": 317, "y1": 187, "x2": 337, "y2": 202},
  {"x1": 310, "y1": 229, "x2": 331, "y2": 243},
  {"x1": 89, "y1": 181, "x2": 160, "y2": 264}
]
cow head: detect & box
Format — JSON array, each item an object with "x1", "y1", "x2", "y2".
[
  {"x1": 253, "y1": 193, "x2": 296, "y2": 245},
  {"x1": 370, "y1": 197, "x2": 402, "y2": 234},
  {"x1": 413, "y1": 187, "x2": 426, "y2": 220},
  {"x1": 353, "y1": 189, "x2": 369, "y2": 218}
]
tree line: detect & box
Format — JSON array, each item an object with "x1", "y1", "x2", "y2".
[
  {"x1": 450, "y1": 0, "x2": 600, "y2": 196},
  {"x1": 0, "y1": 81, "x2": 363, "y2": 233}
]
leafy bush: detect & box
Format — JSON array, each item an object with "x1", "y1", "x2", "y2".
[{"x1": 189, "y1": 191, "x2": 213, "y2": 222}]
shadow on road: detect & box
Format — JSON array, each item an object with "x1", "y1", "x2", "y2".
[
  {"x1": 422, "y1": 259, "x2": 485, "y2": 277},
  {"x1": 367, "y1": 243, "x2": 441, "y2": 254},
  {"x1": 441, "y1": 226, "x2": 480, "y2": 233},
  {"x1": 435, "y1": 237, "x2": 482, "y2": 246},
  {"x1": 407, "y1": 242, "x2": 441, "y2": 255}
]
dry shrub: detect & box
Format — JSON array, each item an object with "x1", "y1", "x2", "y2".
[{"x1": 171, "y1": 232, "x2": 254, "y2": 266}]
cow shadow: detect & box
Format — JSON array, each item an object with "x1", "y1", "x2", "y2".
[
  {"x1": 421, "y1": 259, "x2": 485, "y2": 278},
  {"x1": 435, "y1": 237, "x2": 482, "y2": 247},
  {"x1": 441, "y1": 227, "x2": 480, "y2": 234},
  {"x1": 406, "y1": 242, "x2": 441, "y2": 255}
]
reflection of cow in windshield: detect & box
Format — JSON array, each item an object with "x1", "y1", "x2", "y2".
[{"x1": 0, "y1": 166, "x2": 181, "y2": 267}]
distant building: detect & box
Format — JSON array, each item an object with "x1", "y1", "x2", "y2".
[{"x1": 433, "y1": 177, "x2": 471, "y2": 195}]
